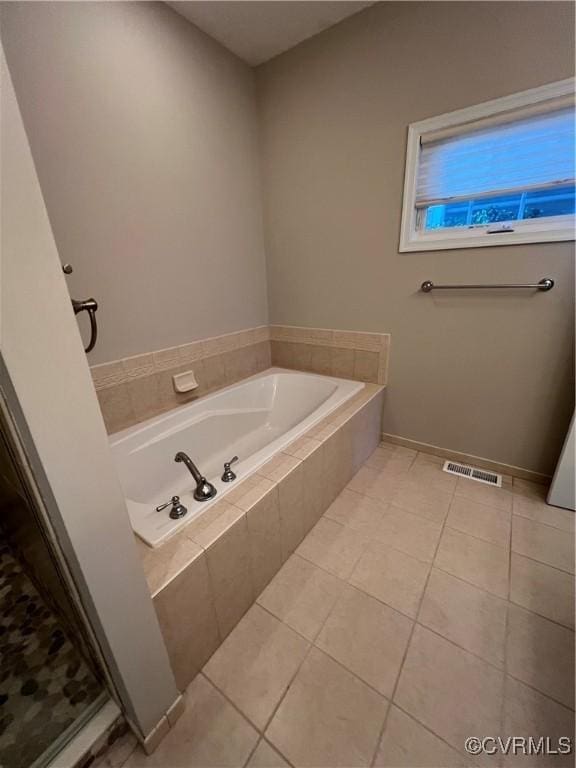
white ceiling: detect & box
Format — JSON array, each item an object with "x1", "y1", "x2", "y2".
[{"x1": 166, "y1": 1, "x2": 375, "y2": 66}]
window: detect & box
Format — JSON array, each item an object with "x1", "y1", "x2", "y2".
[{"x1": 399, "y1": 79, "x2": 575, "y2": 252}]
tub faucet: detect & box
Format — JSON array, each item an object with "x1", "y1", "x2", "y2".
[{"x1": 174, "y1": 452, "x2": 217, "y2": 501}]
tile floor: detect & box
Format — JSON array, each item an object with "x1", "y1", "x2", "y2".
[{"x1": 115, "y1": 443, "x2": 575, "y2": 767}]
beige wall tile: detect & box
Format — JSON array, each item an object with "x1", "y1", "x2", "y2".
[
  {"x1": 226, "y1": 474, "x2": 276, "y2": 512},
  {"x1": 419, "y1": 568, "x2": 507, "y2": 667},
  {"x1": 353, "y1": 350, "x2": 379, "y2": 383},
  {"x1": 186, "y1": 500, "x2": 245, "y2": 551},
  {"x1": 277, "y1": 462, "x2": 306, "y2": 560},
  {"x1": 331, "y1": 347, "x2": 355, "y2": 379},
  {"x1": 435, "y1": 527, "x2": 509, "y2": 598},
  {"x1": 198, "y1": 354, "x2": 227, "y2": 393},
  {"x1": 375, "y1": 706, "x2": 468, "y2": 768},
  {"x1": 270, "y1": 340, "x2": 296, "y2": 369},
  {"x1": 136, "y1": 532, "x2": 203, "y2": 597},
  {"x1": 123, "y1": 353, "x2": 154, "y2": 380},
  {"x1": 395, "y1": 625, "x2": 504, "y2": 755},
  {"x1": 512, "y1": 516, "x2": 574, "y2": 574},
  {"x1": 291, "y1": 342, "x2": 313, "y2": 371},
  {"x1": 265, "y1": 647, "x2": 388, "y2": 768},
  {"x1": 507, "y1": 605, "x2": 574, "y2": 709},
  {"x1": 204, "y1": 605, "x2": 309, "y2": 730},
  {"x1": 205, "y1": 515, "x2": 255, "y2": 638},
  {"x1": 349, "y1": 541, "x2": 430, "y2": 618},
  {"x1": 96, "y1": 382, "x2": 135, "y2": 434},
  {"x1": 257, "y1": 554, "x2": 344, "y2": 641},
  {"x1": 300, "y1": 442, "x2": 325, "y2": 534},
  {"x1": 316, "y1": 584, "x2": 412, "y2": 697},
  {"x1": 510, "y1": 553, "x2": 575, "y2": 629},
  {"x1": 245, "y1": 487, "x2": 283, "y2": 595},
  {"x1": 91, "y1": 360, "x2": 125, "y2": 391},
  {"x1": 178, "y1": 340, "x2": 205, "y2": 365},
  {"x1": 128, "y1": 373, "x2": 164, "y2": 423},
  {"x1": 309, "y1": 345, "x2": 332, "y2": 375},
  {"x1": 153, "y1": 552, "x2": 220, "y2": 691}
]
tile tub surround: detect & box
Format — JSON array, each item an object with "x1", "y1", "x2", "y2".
[
  {"x1": 91, "y1": 325, "x2": 390, "y2": 434},
  {"x1": 137, "y1": 384, "x2": 384, "y2": 692},
  {"x1": 91, "y1": 327, "x2": 272, "y2": 434},
  {"x1": 270, "y1": 325, "x2": 390, "y2": 385},
  {"x1": 125, "y1": 441, "x2": 575, "y2": 768}
]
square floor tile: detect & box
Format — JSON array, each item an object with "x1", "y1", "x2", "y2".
[
  {"x1": 375, "y1": 505, "x2": 442, "y2": 563},
  {"x1": 316, "y1": 584, "x2": 413, "y2": 697},
  {"x1": 257, "y1": 554, "x2": 345, "y2": 641},
  {"x1": 455, "y1": 478, "x2": 513, "y2": 512},
  {"x1": 266, "y1": 647, "x2": 388, "y2": 768},
  {"x1": 513, "y1": 494, "x2": 575, "y2": 533},
  {"x1": 395, "y1": 625, "x2": 504, "y2": 756},
  {"x1": 365, "y1": 446, "x2": 414, "y2": 475},
  {"x1": 419, "y1": 569, "x2": 507, "y2": 667},
  {"x1": 391, "y1": 484, "x2": 452, "y2": 525},
  {"x1": 510, "y1": 553, "x2": 575, "y2": 629},
  {"x1": 350, "y1": 541, "x2": 430, "y2": 618},
  {"x1": 347, "y1": 466, "x2": 406, "y2": 504},
  {"x1": 506, "y1": 605, "x2": 574, "y2": 709},
  {"x1": 324, "y1": 488, "x2": 387, "y2": 537},
  {"x1": 374, "y1": 705, "x2": 468, "y2": 767},
  {"x1": 446, "y1": 497, "x2": 511, "y2": 548},
  {"x1": 203, "y1": 605, "x2": 309, "y2": 729},
  {"x1": 125, "y1": 674, "x2": 258, "y2": 767},
  {"x1": 502, "y1": 677, "x2": 575, "y2": 766},
  {"x1": 296, "y1": 517, "x2": 368, "y2": 579},
  {"x1": 405, "y1": 461, "x2": 458, "y2": 495},
  {"x1": 512, "y1": 517, "x2": 574, "y2": 574},
  {"x1": 246, "y1": 740, "x2": 290, "y2": 767},
  {"x1": 435, "y1": 527, "x2": 509, "y2": 598}
]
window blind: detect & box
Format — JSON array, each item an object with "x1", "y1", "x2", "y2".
[{"x1": 415, "y1": 107, "x2": 575, "y2": 206}]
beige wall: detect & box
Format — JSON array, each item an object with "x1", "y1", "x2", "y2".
[
  {"x1": 1, "y1": 1, "x2": 268, "y2": 364},
  {"x1": 257, "y1": 1, "x2": 575, "y2": 475}
]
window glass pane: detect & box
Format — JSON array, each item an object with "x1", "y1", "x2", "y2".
[
  {"x1": 423, "y1": 184, "x2": 575, "y2": 230},
  {"x1": 522, "y1": 184, "x2": 575, "y2": 219},
  {"x1": 470, "y1": 194, "x2": 521, "y2": 225}
]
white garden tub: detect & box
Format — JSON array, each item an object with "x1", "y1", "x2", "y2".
[{"x1": 110, "y1": 368, "x2": 363, "y2": 547}]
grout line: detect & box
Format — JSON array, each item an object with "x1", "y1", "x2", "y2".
[
  {"x1": 369, "y1": 470, "x2": 457, "y2": 766},
  {"x1": 198, "y1": 448, "x2": 572, "y2": 766}
]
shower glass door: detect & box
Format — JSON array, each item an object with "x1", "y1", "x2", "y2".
[{"x1": 0, "y1": 427, "x2": 106, "y2": 768}]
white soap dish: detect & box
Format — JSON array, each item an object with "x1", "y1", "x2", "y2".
[{"x1": 173, "y1": 370, "x2": 199, "y2": 393}]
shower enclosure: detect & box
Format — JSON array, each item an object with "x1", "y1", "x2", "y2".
[{"x1": 0, "y1": 422, "x2": 107, "y2": 768}]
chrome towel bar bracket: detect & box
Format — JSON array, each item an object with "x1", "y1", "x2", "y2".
[{"x1": 421, "y1": 278, "x2": 554, "y2": 293}]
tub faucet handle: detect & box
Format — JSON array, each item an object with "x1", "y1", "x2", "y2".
[
  {"x1": 156, "y1": 495, "x2": 188, "y2": 519},
  {"x1": 222, "y1": 456, "x2": 238, "y2": 483}
]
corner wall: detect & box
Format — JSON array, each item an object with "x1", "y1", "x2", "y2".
[
  {"x1": 0, "y1": 1, "x2": 268, "y2": 364},
  {"x1": 256, "y1": 1, "x2": 575, "y2": 475}
]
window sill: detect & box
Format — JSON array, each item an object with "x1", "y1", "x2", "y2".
[{"x1": 399, "y1": 222, "x2": 575, "y2": 252}]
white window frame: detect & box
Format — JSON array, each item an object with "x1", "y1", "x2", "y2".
[{"x1": 399, "y1": 78, "x2": 576, "y2": 252}]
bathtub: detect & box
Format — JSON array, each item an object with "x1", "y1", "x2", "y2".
[{"x1": 110, "y1": 368, "x2": 364, "y2": 547}]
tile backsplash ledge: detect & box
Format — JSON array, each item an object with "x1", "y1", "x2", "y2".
[{"x1": 91, "y1": 325, "x2": 390, "y2": 434}]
